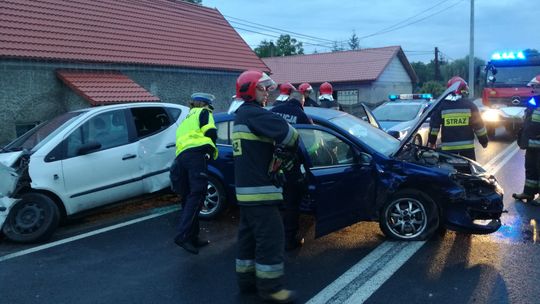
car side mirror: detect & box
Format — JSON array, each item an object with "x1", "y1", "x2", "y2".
[
  {"x1": 77, "y1": 141, "x2": 102, "y2": 155},
  {"x1": 387, "y1": 130, "x2": 400, "y2": 139},
  {"x1": 355, "y1": 150, "x2": 372, "y2": 166}
]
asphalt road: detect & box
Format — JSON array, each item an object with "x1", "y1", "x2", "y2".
[{"x1": 1, "y1": 129, "x2": 538, "y2": 304}]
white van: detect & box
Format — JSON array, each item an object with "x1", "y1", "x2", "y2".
[{"x1": 0, "y1": 102, "x2": 188, "y2": 243}]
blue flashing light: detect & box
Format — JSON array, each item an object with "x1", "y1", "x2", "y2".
[
  {"x1": 491, "y1": 51, "x2": 526, "y2": 61},
  {"x1": 529, "y1": 97, "x2": 537, "y2": 107},
  {"x1": 421, "y1": 94, "x2": 433, "y2": 99},
  {"x1": 389, "y1": 94, "x2": 398, "y2": 100}
]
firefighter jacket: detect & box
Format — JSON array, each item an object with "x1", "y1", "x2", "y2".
[
  {"x1": 271, "y1": 99, "x2": 313, "y2": 125},
  {"x1": 232, "y1": 102, "x2": 299, "y2": 206},
  {"x1": 518, "y1": 100, "x2": 540, "y2": 149},
  {"x1": 304, "y1": 96, "x2": 319, "y2": 107},
  {"x1": 175, "y1": 107, "x2": 218, "y2": 159},
  {"x1": 428, "y1": 97, "x2": 488, "y2": 151}
]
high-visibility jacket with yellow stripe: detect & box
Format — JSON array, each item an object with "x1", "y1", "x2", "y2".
[
  {"x1": 232, "y1": 102, "x2": 299, "y2": 206},
  {"x1": 428, "y1": 97, "x2": 488, "y2": 151},
  {"x1": 520, "y1": 104, "x2": 540, "y2": 149},
  {"x1": 175, "y1": 107, "x2": 218, "y2": 159}
]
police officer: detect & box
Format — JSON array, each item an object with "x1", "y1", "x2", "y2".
[
  {"x1": 271, "y1": 88, "x2": 313, "y2": 251},
  {"x1": 513, "y1": 75, "x2": 540, "y2": 203},
  {"x1": 170, "y1": 93, "x2": 218, "y2": 254},
  {"x1": 428, "y1": 76, "x2": 488, "y2": 160},
  {"x1": 273, "y1": 83, "x2": 296, "y2": 106},
  {"x1": 318, "y1": 81, "x2": 342, "y2": 110},
  {"x1": 230, "y1": 70, "x2": 298, "y2": 303},
  {"x1": 299, "y1": 82, "x2": 319, "y2": 107}
]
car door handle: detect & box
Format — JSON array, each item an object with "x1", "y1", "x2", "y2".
[
  {"x1": 122, "y1": 154, "x2": 137, "y2": 160},
  {"x1": 166, "y1": 143, "x2": 175, "y2": 149}
]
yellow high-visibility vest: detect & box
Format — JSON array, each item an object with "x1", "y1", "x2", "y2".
[{"x1": 175, "y1": 107, "x2": 218, "y2": 159}]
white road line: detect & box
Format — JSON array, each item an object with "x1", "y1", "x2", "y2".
[
  {"x1": 0, "y1": 206, "x2": 179, "y2": 263},
  {"x1": 483, "y1": 141, "x2": 517, "y2": 171},
  {"x1": 307, "y1": 143, "x2": 520, "y2": 304}
]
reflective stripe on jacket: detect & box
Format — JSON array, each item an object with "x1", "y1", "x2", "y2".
[
  {"x1": 233, "y1": 102, "x2": 298, "y2": 206},
  {"x1": 175, "y1": 107, "x2": 218, "y2": 159},
  {"x1": 520, "y1": 105, "x2": 540, "y2": 150}
]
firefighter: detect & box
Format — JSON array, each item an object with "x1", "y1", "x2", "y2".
[
  {"x1": 428, "y1": 76, "x2": 488, "y2": 160},
  {"x1": 299, "y1": 82, "x2": 319, "y2": 107},
  {"x1": 512, "y1": 75, "x2": 540, "y2": 203},
  {"x1": 271, "y1": 88, "x2": 313, "y2": 251},
  {"x1": 273, "y1": 82, "x2": 296, "y2": 106},
  {"x1": 170, "y1": 93, "x2": 218, "y2": 255},
  {"x1": 231, "y1": 70, "x2": 299, "y2": 303},
  {"x1": 318, "y1": 81, "x2": 341, "y2": 110}
]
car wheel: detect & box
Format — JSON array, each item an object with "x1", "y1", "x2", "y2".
[
  {"x1": 379, "y1": 189, "x2": 439, "y2": 241},
  {"x1": 413, "y1": 134, "x2": 423, "y2": 146},
  {"x1": 2, "y1": 193, "x2": 60, "y2": 243},
  {"x1": 199, "y1": 175, "x2": 227, "y2": 220}
]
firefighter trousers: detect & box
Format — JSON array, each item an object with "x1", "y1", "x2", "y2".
[
  {"x1": 236, "y1": 205, "x2": 285, "y2": 294},
  {"x1": 173, "y1": 150, "x2": 208, "y2": 243},
  {"x1": 523, "y1": 149, "x2": 540, "y2": 196}
]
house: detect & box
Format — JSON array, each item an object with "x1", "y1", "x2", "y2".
[
  {"x1": 262, "y1": 46, "x2": 418, "y2": 111},
  {"x1": 0, "y1": 0, "x2": 268, "y2": 145}
]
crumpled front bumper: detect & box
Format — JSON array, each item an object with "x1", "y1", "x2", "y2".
[
  {"x1": 0, "y1": 196, "x2": 19, "y2": 230},
  {"x1": 444, "y1": 190, "x2": 504, "y2": 234}
]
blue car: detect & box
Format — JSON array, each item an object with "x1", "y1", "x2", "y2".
[{"x1": 201, "y1": 84, "x2": 504, "y2": 241}]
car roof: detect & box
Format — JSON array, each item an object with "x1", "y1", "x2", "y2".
[
  {"x1": 379, "y1": 101, "x2": 429, "y2": 106},
  {"x1": 213, "y1": 106, "x2": 347, "y2": 123},
  {"x1": 70, "y1": 102, "x2": 186, "y2": 114}
]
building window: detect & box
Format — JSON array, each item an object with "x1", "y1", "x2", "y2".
[
  {"x1": 337, "y1": 90, "x2": 358, "y2": 105},
  {"x1": 15, "y1": 122, "x2": 40, "y2": 137}
]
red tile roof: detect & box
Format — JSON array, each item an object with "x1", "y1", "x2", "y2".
[
  {"x1": 262, "y1": 46, "x2": 417, "y2": 85},
  {"x1": 56, "y1": 71, "x2": 160, "y2": 105},
  {"x1": 1, "y1": 0, "x2": 268, "y2": 72}
]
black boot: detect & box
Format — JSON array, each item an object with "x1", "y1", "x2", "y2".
[
  {"x1": 174, "y1": 237, "x2": 198, "y2": 254},
  {"x1": 259, "y1": 289, "x2": 297, "y2": 303},
  {"x1": 512, "y1": 193, "x2": 535, "y2": 202},
  {"x1": 285, "y1": 237, "x2": 304, "y2": 252},
  {"x1": 192, "y1": 238, "x2": 210, "y2": 248}
]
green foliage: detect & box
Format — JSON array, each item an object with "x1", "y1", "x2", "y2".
[
  {"x1": 419, "y1": 81, "x2": 445, "y2": 97},
  {"x1": 348, "y1": 31, "x2": 360, "y2": 50},
  {"x1": 331, "y1": 41, "x2": 345, "y2": 52},
  {"x1": 254, "y1": 35, "x2": 303, "y2": 58},
  {"x1": 182, "y1": 0, "x2": 202, "y2": 3}
]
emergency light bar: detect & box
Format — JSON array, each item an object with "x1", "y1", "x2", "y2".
[
  {"x1": 529, "y1": 97, "x2": 537, "y2": 107},
  {"x1": 491, "y1": 51, "x2": 526, "y2": 60},
  {"x1": 389, "y1": 93, "x2": 433, "y2": 101}
]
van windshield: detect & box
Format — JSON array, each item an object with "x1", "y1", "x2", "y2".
[{"x1": 3, "y1": 111, "x2": 85, "y2": 152}]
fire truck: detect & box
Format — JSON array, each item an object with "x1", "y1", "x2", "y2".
[{"x1": 482, "y1": 51, "x2": 540, "y2": 137}]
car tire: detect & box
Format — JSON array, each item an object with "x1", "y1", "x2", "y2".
[
  {"x1": 199, "y1": 175, "x2": 227, "y2": 220},
  {"x1": 379, "y1": 189, "x2": 439, "y2": 241},
  {"x1": 413, "y1": 134, "x2": 423, "y2": 146},
  {"x1": 2, "y1": 193, "x2": 60, "y2": 243}
]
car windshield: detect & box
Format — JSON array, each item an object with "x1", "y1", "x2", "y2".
[
  {"x1": 2, "y1": 111, "x2": 85, "y2": 152},
  {"x1": 372, "y1": 103, "x2": 422, "y2": 121},
  {"x1": 330, "y1": 114, "x2": 399, "y2": 156}
]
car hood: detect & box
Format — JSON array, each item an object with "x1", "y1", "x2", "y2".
[{"x1": 393, "y1": 82, "x2": 459, "y2": 157}]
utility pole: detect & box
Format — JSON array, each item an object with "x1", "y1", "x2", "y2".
[
  {"x1": 468, "y1": 0, "x2": 475, "y2": 97},
  {"x1": 434, "y1": 47, "x2": 441, "y2": 81}
]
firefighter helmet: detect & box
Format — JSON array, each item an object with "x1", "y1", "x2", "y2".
[
  {"x1": 319, "y1": 82, "x2": 334, "y2": 101},
  {"x1": 235, "y1": 70, "x2": 276, "y2": 102},
  {"x1": 299, "y1": 82, "x2": 313, "y2": 94},
  {"x1": 276, "y1": 83, "x2": 297, "y2": 102},
  {"x1": 447, "y1": 76, "x2": 469, "y2": 96}
]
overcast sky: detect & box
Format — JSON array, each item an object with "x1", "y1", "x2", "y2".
[{"x1": 203, "y1": 0, "x2": 538, "y2": 63}]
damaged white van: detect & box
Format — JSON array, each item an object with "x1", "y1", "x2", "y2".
[{"x1": 0, "y1": 102, "x2": 188, "y2": 243}]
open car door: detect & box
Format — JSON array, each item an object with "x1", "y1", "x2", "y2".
[{"x1": 296, "y1": 124, "x2": 376, "y2": 238}]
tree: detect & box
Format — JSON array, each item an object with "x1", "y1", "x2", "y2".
[
  {"x1": 419, "y1": 81, "x2": 445, "y2": 97},
  {"x1": 182, "y1": 0, "x2": 202, "y2": 4},
  {"x1": 254, "y1": 35, "x2": 303, "y2": 58},
  {"x1": 331, "y1": 41, "x2": 345, "y2": 52},
  {"x1": 348, "y1": 31, "x2": 360, "y2": 50}
]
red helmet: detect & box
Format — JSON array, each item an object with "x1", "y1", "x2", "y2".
[
  {"x1": 528, "y1": 75, "x2": 540, "y2": 87},
  {"x1": 276, "y1": 83, "x2": 297, "y2": 102},
  {"x1": 236, "y1": 70, "x2": 276, "y2": 102},
  {"x1": 447, "y1": 76, "x2": 469, "y2": 95},
  {"x1": 319, "y1": 82, "x2": 334, "y2": 101},
  {"x1": 298, "y1": 82, "x2": 313, "y2": 94}
]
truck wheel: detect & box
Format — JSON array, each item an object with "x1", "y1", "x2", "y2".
[
  {"x1": 2, "y1": 193, "x2": 60, "y2": 243},
  {"x1": 199, "y1": 175, "x2": 227, "y2": 220}
]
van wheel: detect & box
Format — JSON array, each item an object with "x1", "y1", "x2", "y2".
[
  {"x1": 379, "y1": 189, "x2": 439, "y2": 241},
  {"x1": 199, "y1": 176, "x2": 227, "y2": 220},
  {"x1": 3, "y1": 193, "x2": 60, "y2": 243}
]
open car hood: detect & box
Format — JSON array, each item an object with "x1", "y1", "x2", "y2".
[{"x1": 392, "y1": 82, "x2": 460, "y2": 157}]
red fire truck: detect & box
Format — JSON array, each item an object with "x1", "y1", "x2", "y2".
[{"x1": 482, "y1": 51, "x2": 540, "y2": 137}]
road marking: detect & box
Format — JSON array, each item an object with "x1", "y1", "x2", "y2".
[
  {"x1": 0, "y1": 205, "x2": 179, "y2": 263},
  {"x1": 483, "y1": 141, "x2": 518, "y2": 172},
  {"x1": 307, "y1": 142, "x2": 520, "y2": 304}
]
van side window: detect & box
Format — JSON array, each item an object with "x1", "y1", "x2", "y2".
[
  {"x1": 130, "y1": 107, "x2": 171, "y2": 138},
  {"x1": 65, "y1": 110, "x2": 129, "y2": 158},
  {"x1": 216, "y1": 121, "x2": 230, "y2": 145}
]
